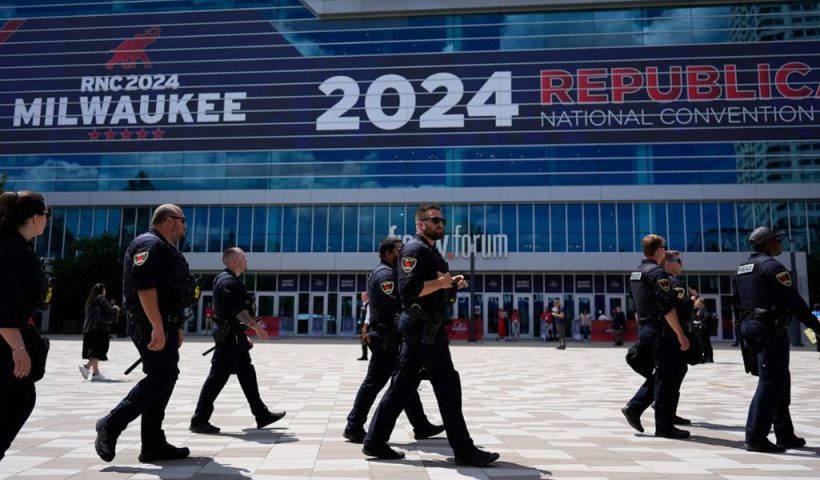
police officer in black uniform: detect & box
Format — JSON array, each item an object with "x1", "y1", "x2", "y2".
[
  {"x1": 621, "y1": 234, "x2": 691, "y2": 439},
  {"x1": 95, "y1": 204, "x2": 194, "y2": 463},
  {"x1": 344, "y1": 237, "x2": 444, "y2": 443},
  {"x1": 190, "y1": 247, "x2": 285, "y2": 434},
  {"x1": 0, "y1": 191, "x2": 50, "y2": 461},
  {"x1": 733, "y1": 226, "x2": 820, "y2": 453},
  {"x1": 363, "y1": 204, "x2": 499, "y2": 466}
]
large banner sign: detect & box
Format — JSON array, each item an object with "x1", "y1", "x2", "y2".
[{"x1": 1, "y1": 9, "x2": 818, "y2": 155}]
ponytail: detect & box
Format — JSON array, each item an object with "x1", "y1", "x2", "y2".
[{"x1": 0, "y1": 191, "x2": 47, "y2": 234}]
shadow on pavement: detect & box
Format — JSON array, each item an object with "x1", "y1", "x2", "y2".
[
  {"x1": 691, "y1": 421, "x2": 746, "y2": 432},
  {"x1": 101, "y1": 456, "x2": 250, "y2": 477}
]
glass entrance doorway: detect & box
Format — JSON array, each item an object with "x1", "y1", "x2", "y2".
[
  {"x1": 278, "y1": 294, "x2": 296, "y2": 335},
  {"x1": 339, "y1": 294, "x2": 356, "y2": 336},
  {"x1": 484, "y1": 294, "x2": 501, "y2": 339},
  {"x1": 513, "y1": 294, "x2": 531, "y2": 338}
]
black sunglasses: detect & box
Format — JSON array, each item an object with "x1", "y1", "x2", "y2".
[
  {"x1": 669, "y1": 258, "x2": 682, "y2": 264},
  {"x1": 420, "y1": 216, "x2": 447, "y2": 226},
  {"x1": 40, "y1": 208, "x2": 52, "y2": 220}
]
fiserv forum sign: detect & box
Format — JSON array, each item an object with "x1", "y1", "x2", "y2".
[{"x1": 1, "y1": 9, "x2": 818, "y2": 155}]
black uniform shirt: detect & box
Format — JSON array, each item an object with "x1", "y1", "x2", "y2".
[
  {"x1": 733, "y1": 252, "x2": 820, "y2": 331},
  {"x1": 212, "y1": 269, "x2": 248, "y2": 322},
  {"x1": 670, "y1": 276, "x2": 693, "y2": 327},
  {"x1": 0, "y1": 232, "x2": 44, "y2": 329},
  {"x1": 123, "y1": 228, "x2": 191, "y2": 319},
  {"x1": 629, "y1": 259, "x2": 676, "y2": 323},
  {"x1": 398, "y1": 235, "x2": 451, "y2": 313},
  {"x1": 366, "y1": 260, "x2": 401, "y2": 329}
]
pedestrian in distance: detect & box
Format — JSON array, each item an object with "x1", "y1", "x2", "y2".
[
  {"x1": 80, "y1": 283, "x2": 120, "y2": 381},
  {"x1": 0, "y1": 191, "x2": 51, "y2": 462},
  {"x1": 190, "y1": 247, "x2": 285, "y2": 434},
  {"x1": 732, "y1": 226, "x2": 820, "y2": 453},
  {"x1": 343, "y1": 237, "x2": 444, "y2": 444},
  {"x1": 94, "y1": 204, "x2": 196, "y2": 463},
  {"x1": 362, "y1": 204, "x2": 499, "y2": 466},
  {"x1": 357, "y1": 292, "x2": 369, "y2": 361}
]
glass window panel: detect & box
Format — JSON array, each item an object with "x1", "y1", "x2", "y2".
[
  {"x1": 702, "y1": 203, "x2": 719, "y2": 252},
  {"x1": 92, "y1": 208, "x2": 107, "y2": 237},
  {"x1": 634, "y1": 203, "x2": 650, "y2": 249},
  {"x1": 328, "y1": 206, "x2": 343, "y2": 252},
  {"x1": 485, "y1": 205, "x2": 501, "y2": 234},
  {"x1": 469, "y1": 204, "x2": 484, "y2": 235},
  {"x1": 567, "y1": 204, "x2": 582, "y2": 252},
  {"x1": 251, "y1": 206, "x2": 266, "y2": 253},
  {"x1": 64, "y1": 208, "x2": 80, "y2": 253},
  {"x1": 534, "y1": 204, "x2": 550, "y2": 252},
  {"x1": 518, "y1": 204, "x2": 533, "y2": 252},
  {"x1": 49, "y1": 207, "x2": 65, "y2": 258},
  {"x1": 121, "y1": 207, "x2": 137, "y2": 246},
  {"x1": 267, "y1": 206, "x2": 281, "y2": 252},
  {"x1": 78, "y1": 207, "x2": 93, "y2": 240},
  {"x1": 222, "y1": 206, "x2": 238, "y2": 250},
  {"x1": 281, "y1": 206, "x2": 297, "y2": 252},
  {"x1": 374, "y1": 204, "x2": 390, "y2": 241},
  {"x1": 208, "y1": 207, "x2": 223, "y2": 252},
  {"x1": 685, "y1": 203, "x2": 702, "y2": 252},
  {"x1": 390, "y1": 205, "x2": 407, "y2": 236},
  {"x1": 772, "y1": 201, "x2": 790, "y2": 250},
  {"x1": 668, "y1": 203, "x2": 685, "y2": 252},
  {"x1": 617, "y1": 203, "x2": 633, "y2": 252},
  {"x1": 584, "y1": 203, "x2": 599, "y2": 252},
  {"x1": 450, "y1": 204, "x2": 468, "y2": 240},
  {"x1": 719, "y1": 202, "x2": 737, "y2": 252},
  {"x1": 756, "y1": 202, "x2": 772, "y2": 227},
  {"x1": 192, "y1": 206, "x2": 208, "y2": 253},
  {"x1": 651, "y1": 203, "x2": 667, "y2": 240},
  {"x1": 551, "y1": 204, "x2": 566, "y2": 252},
  {"x1": 358, "y1": 205, "x2": 374, "y2": 252},
  {"x1": 313, "y1": 206, "x2": 328, "y2": 252},
  {"x1": 237, "y1": 207, "x2": 252, "y2": 251},
  {"x1": 343, "y1": 206, "x2": 357, "y2": 252},
  {"x1": 737, "y1": 202, "x2": 756, "y2": 246},
  {"x1": 501, "y1": 204, "x2": 517, "y2": 252},
  {"x1": 789, "y1": 201, "x2": 808, "y2": 252},
  {"x1": 106, "y1": 208, "x2": 121, "y2": 238},
  {"x1": 808, "y1": 202, "x2": 820, "y2": 255},
  {"x1": 179, "y1": 206, "x2": 193, "y2": 252},
  {"x1": 298, "y1": 206, "x2": 312, "y2": 252},
  {"x1": 601, "y1": 203, "x2": 616, "y2": 252}
]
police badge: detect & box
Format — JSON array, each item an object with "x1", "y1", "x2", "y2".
[
  {"x1": 380, "y1": 280, "x2": 395, "y2": 295},
  {"x1": 401, "y1": 257, "x2": 417, "y2": 273},
  {"x1": 134, "y1": 251, "x2": 149, "y2": 266},
  {"x1": 776, "y1": 271, "x2": 792, "y2": 287}
]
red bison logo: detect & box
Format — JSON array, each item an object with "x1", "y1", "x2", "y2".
[{"x1": 106, "y1": 26, "x2": 161, "y2": 70}]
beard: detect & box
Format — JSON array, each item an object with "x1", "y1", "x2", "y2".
[{"x1": 426, "y1": 225, "x2": 445, "y2": 240}]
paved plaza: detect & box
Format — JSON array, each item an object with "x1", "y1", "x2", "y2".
[{"x1": 3, "y1": 336, "x2": 820, "y2": 479}]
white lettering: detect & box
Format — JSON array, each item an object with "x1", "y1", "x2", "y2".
[
  {"x1": 13, "y1": 98, "x2": 42, "y2": 126},
  {"x1": 79, "y1": 96, "x2": 112, "y2": 125},
  {"x1": 57, "y1": 97, "x2": 77, "y2": 126},
  {"x1": 110, "y1": 95, "x2": 137, "y2": 125},
  {"x1": 223, "y1": 92, "x2": 246, "y2": 122},
  {"x1": 196, "y1": 92, "x2": 221, "y2": 123}
]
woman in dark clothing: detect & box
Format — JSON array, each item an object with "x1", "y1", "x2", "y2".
[
  {"x1": 0, "y1": 191, "x2": 50, "y2": 462},
  {"x1": 80, "y1": 283, "x2": 119, "y2": 381}
]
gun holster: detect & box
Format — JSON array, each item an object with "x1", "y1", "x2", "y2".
[
  {"x1": 213, "y1": 318, "x2": 238, "y2": 344},
  {"x1": 408, "y1": 307, "x2": 443, "y2": 346},
  {"x1": 127, "y1": 311, "x2": 151, "y2": 342}
]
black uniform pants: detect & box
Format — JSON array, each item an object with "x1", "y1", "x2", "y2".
[
  {"x1": 0, "y1": 358, "x2": 36, "y2": 461},
  {"x1": 698, "y1": 328, "x2": 714, "y2": 362},
  {"x1": 103, "y1": 330, "x2": 179, "y2": 446},
  {"x1": 365, "y1": 312, "x2": 475, "y2": 455},
  {"x1": 626, "y1": 323, "x2": 686, "y2": 433},
  {"x1": 192, "y1": 333, "x2": 267, "y2": 423},
  {"x1": 346, "y1": 334, "x2": 433, "y2": 433},
  {"x1": 741, "y1": 320, "x2": 794, "y2": 444}
]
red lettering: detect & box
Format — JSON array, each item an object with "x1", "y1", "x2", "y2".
[
  {"x1": 540, "y1": 69, "x2": 573, "y2": 105},
  {"x1": 686, "y1": 65, "x2": 721, "y2": 101},
  {"x1": 724, "y1": 64, "x2": 756, "y2": 99},
  {"x1": 646, "y1": 66, "x2": 682, "y2": 102},
  {"x1": 757, "y1": 63, "x2": 771, "y2": 99},
  {"x1": 775, "y1": 62, "x2": 812, "y2": 99},
  {"x1": 611, "y1": 67, "x2": 643, "y2": 103},
  {"x1": 577, "y1": 68, "x2": 608, "y2": 103}
]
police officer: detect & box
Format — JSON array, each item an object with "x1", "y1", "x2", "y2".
[
  {"x1": 363, "y1": 204, "x2": 499, "y2": 466},
  {"x1": 621, "y1": 234, "x2": 691, "y2": 439},
  {"x1": 0, "y1": 191, "x2": 50, "y2": 461},
  {"x1": 95, "y1": 204, "x2": 194, "y2": 463},
  {"x1": 190, "y1": 247, "x2": 286, "y2": 434},
  {"x1": 733, "y1": 226, "x2": 820, "y2": 452},
  {"x1": 344, "y1": 237, "x2": 444, "y2": 443}
]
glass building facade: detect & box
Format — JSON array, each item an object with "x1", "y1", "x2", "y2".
[{"x1": 1, "y1": 0, "x2": 818, "y2": 338}]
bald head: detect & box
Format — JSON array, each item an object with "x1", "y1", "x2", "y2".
[{"x1": 223, "y1": 247, "x2": 248, "y2": 275}]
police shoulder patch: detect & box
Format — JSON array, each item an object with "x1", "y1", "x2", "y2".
[
  {"x1": 674, "y1": 287, "x2": 686, "y2": 299},
  {"x1": 134, "y1": 251, "x2": 149, "y2": 266},
  {"x1": 401, "y1": 257, "x2": 417, "y2": 273},
  {"x1": 658, "y1": 278, "x2": 671, "y2": 292},
  {"x1": 776, "y1": 271, "x2": 792, "y2": 287},
  {"x1": 380, "y1": 280, "x2": 395, "y2": 295}
]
